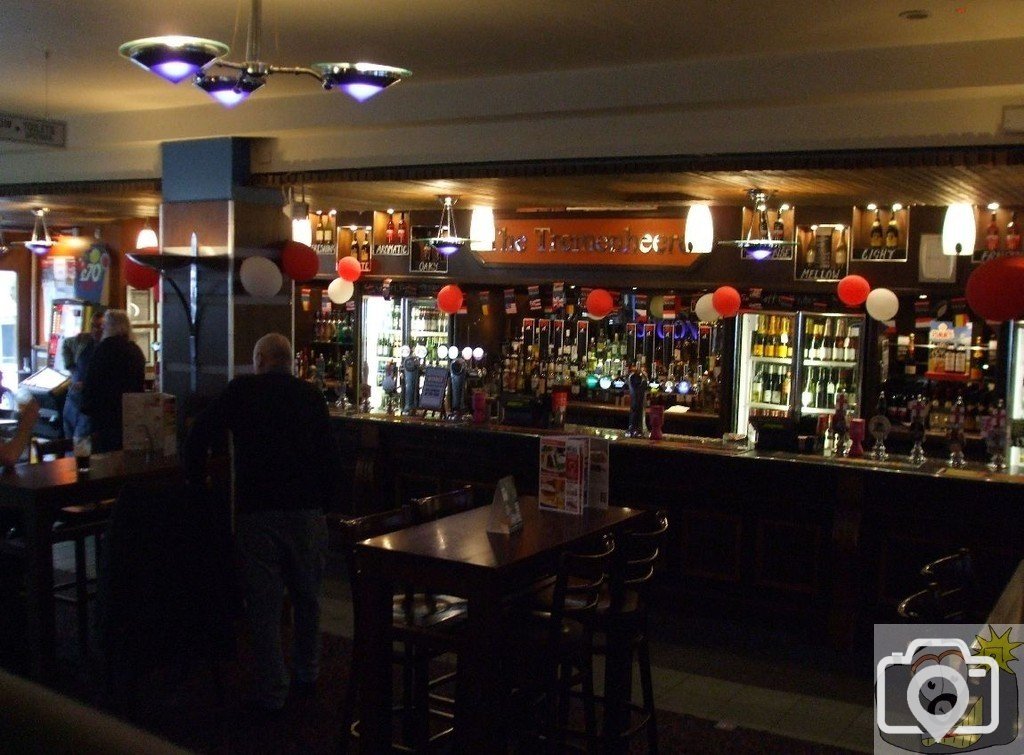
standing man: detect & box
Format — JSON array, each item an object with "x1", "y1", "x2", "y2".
[
  {"x1": 81, "y1": 309, "x2": 145, "y2": 452},
  {"x1": 184, "y1": 333, "x2": 340, "y2": 711},
  {"x1": 61, "y1": 308, "x2": 104, "y2": 440}
]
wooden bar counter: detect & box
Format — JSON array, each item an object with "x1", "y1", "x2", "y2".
[{"x1": 330, "y1": 410, "x2": 1024, "y2": 646}]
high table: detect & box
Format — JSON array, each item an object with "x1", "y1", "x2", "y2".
[
  {"x1": 0, "y1": 451, "x2": 182, "y2": 680},
  {"x1": 355, "y1": 498, "x2": 643, "y2": 754}
]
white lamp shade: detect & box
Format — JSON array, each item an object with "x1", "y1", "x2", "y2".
[
  {"x1": 942, "y1": 203, "x2": 976, "y2": 256},
  {"x1": 469, "y1": 207, "x2": 496, "y2": 252},
  {"x1": 135, "y1": 226, "x2": 159, "y2": 250},
  {"x1": 292, "y1": 216, "x2": 313, "y2": 246},
  {"x1": 684, "y1": 205, "x2": 714, "y2": 254}
]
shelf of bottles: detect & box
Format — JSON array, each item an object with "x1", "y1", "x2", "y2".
[
  {"x1": 362, "y1": 296, "x2": 451, "y2": 409},
  {"x1": 796, "y1": 313, "x2": 863, "y2": 417},
  {"x1": 295, "y1": 306, "x2": 355, "y2": 387},
  {"x1": 735, "y1": 312, "x2": 798, "y2": 431},
  {"x1": 500, "y1": 316, "x2": 724, "y2": 413}
]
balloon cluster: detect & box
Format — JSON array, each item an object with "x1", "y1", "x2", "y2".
[
  {"x1": 692, "y1": 286, "x2": 740, "y2": 322},
  {"x1": 836, "y1": 274, "x2": 899, "y2": 322}
]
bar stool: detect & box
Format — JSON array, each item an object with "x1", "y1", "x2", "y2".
[{"x1": 329, "y1": 507, "x2": 466, "y2": 753}]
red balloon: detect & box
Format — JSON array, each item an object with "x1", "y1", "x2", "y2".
[
  {"x1": 336, "y1": 255, "x2": 362, "y2": 282},
  {"x1": 437, "y1": 284, "x2": 464, "y2": 315},
  {"x1": 966, "y1": 255, "x2": 1024, "y2": 322},
  {"x1": 837, "y1": 275, "x2": 871, "y2": 307},
  {"x1": 281, "y1": 241, "x2": 319, "y2": 281},
  {"x1": 711, "y1": 286, "x2": 741, "y2": 318},
  {"x1": 124, "y1": 256, "x2": 160, "y2": 290},
  {"x1": 585, "y1": 288, "x2": 614, "y2": 318}
]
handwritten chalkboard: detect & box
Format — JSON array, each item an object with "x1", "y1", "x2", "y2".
[{"x1": 418, "y1": 366, "x2": 449, "y2": 411}]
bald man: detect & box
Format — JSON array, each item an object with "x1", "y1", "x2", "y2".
[{"x1": 185, "y1": 332, "x2": 341, "y2": 711}]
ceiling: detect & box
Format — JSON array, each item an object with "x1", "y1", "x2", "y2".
[{"x1": 2, "y1": 1, "x2": 1024, "y2": 226}]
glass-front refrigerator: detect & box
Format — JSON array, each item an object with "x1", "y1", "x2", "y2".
[
  {"x1": 733, "y1": 311, "x2": 799, "y2": 434},
  {"x1": 795, "y1": 312, "x2": 865, "y2": 423},
  {"x1": 1007, "y1": 322, "x2": 1024, "y2": 467},
  {"x1": 361, "y1": 296, "x2": 451, "y2": 409}
]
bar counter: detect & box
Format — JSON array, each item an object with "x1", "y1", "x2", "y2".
[{"x1": 330, "y1": 410, "x2": 1024, "y2": 645}]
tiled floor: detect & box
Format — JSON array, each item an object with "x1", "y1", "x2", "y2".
[{"x1": 320, "y1": 561, "x2": 873, "y2": 753}]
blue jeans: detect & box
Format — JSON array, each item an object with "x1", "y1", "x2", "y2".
[
  {"x1": 62, "y1": 386, "x2": 92, "y2": 439},
  {"x1": 236, "y1": 510, "x2": 328, "y2": 708}
]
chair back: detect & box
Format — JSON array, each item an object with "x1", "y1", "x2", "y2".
[
  {"x1": 920, "y1": 547, "x2": 978, "y2": 622},
  {"x1": 897, "y1": 583, "x2": 943, "y2": 622},
  {"x1": 549, "y1": 536, "x2": 615, "y2": 630},
  {"x1": 408, "y1": 485, "x2": 475, "y2": 524},
  {"x1": 328, "y1": 507, "x2": 413, "y2": 613},
  {"x1": 617, "y1": 510, "x2": 669, "y2": 595}
]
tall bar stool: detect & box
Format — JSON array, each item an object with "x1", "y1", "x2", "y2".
[{"x1": 330, "y1": 507, "x2": 466, "y2": 753}]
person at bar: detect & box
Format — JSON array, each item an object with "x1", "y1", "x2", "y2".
[
  {"x1": 61, "y1": 308, "x2": 104, "y2": 441},
  {"x1": 81, "y1": 309, "x2": 145, "y2": 453},
  {"x1": 184, "y1": 332, "x2": 340, "y2": 712}
]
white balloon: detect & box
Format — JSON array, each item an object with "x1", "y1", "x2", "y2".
[
  {"x1": 694, "y1": 293, "x2": 721, "y2": 322},
  {"x1": 327, "y1": 277, "x2": 354, "y2": 304},
  {"x1": 865, "y1": 287, "x2": 899, "y2": 322},
  {"x1": 239, "y1": 257, "x2": 282, "y2": 298}
]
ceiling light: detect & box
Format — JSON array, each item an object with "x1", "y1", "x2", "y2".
[
  {"x1": 469, "y1": 207, "x2": 496, "y2": 252},
  {"x1": 136, "y1": 220, "x2": 159, "y2": 250},
  {"x1": 23, "y1": 208, "x2": 53, "y2": 255},
  {"x1": 283, "y1": 187, "x2": 312, "y2": 245},
  {"x1": 0, "y1": 218, "x2": 8, "y2": 256},
  {"x1": 683, "y1": 204, "x2": 714, "y2": 254},
  {"x1": 418, "y1": 196, "x2": 469, "y2": 256},
  {"x1": 119, "y1": 0, "x2": 411, "y2": 107},
  {"x1": 942, "y1": 203, "x2": 976, "y2": 256},
  {"x1": 723, "y1": 189, "x2": 795, "y2": 258}
]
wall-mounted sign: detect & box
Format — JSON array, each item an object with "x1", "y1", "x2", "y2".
[
  {"x1": 794, "y1": 224, "x2": 849, "y2": 282},
  {"x1": 74, "y1": 243, "x2": 111, "y2": 304},
  {"x1": 852, "y1": 246, "x2": 908, "y2": 262},
  {"x1": 0, "y1": 112, "x2": 66, "y2": 147},
  {"x1": 740, "y1": 244, "x2": 793, "y2": 261},
  {"x1": 373, "y1": 243, "x2": 409, "y2": 257},
  {"x1": 474, "y1": 217, "x2": 705, "y2": 269}
]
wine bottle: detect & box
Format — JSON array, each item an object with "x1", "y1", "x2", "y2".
[
  {"x1": 826, "y1": 369, "x2": 837, "y2": 408},
  {"x1": 751, "y1": 365, "x2": 763, "y2": 403},
  {"x1": 834, "y1": 228, "x2": 848, "y2": 266},
  {"x1": 986, "y1": 211, "x2": 1000, "y2": 252},
  {"x1": 803, "y1": 368, "x2": 817, "y2": 408},
  {"x1": 1007, "y1": 211, "x2": 1021, "y2": 252},
  {"x1": 315, "y1": 212, "x2": 326, "y2": 244},
  {"x1": 773, "y1": 209, "x2": 785, "y2": 241},
  {"x1": 884, "y1": 212, "x2": 899, "y2": 248},
  {"x1": 869, "y1": 209, "x2": 884, "y2": 248},
  {"x1": 780, "y1": 367, "x2": 791, "y2": 405},
  {"x1": 396, "y1": 213, "x2": 407, "y2": 245},
  {"x1": 385, "y1": 214, "x2": 396, "y2": 244}
]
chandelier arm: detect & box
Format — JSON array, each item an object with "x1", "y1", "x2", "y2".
[{"x1": 264, "y1": 64, "x2": 324, "y2": 81}]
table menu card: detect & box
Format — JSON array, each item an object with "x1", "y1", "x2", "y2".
[
  {"x1": 486, "y1": 475, "x2": 523, "y2": 534},
  {"x1": 538, "y1": 436, "x2": 610, "y2": 515}
]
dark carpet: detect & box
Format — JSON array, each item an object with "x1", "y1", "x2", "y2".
[{"x1": 43, "y1": 631, "x2": 859, "y2": 755}]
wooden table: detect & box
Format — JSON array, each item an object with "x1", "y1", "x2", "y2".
[
  {"x1": 355, "y1": 498, "x2": 643, "y2": 754},
  {"x1": 0, "y1": 451, "x2": 183, "y2": 680}
]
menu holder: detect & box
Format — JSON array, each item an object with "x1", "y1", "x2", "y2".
[
  {"x1": 486, "y1": 475, "x2": 523, "y2": 535},
  {"x1": 418, "y1": 365, "x2": 449, "y2": 414},
  {"x1": 538, "y1": 435, "x2": 610, "y2": 515}
]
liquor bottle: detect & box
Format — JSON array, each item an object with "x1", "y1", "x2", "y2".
[
  {"x1": 986, "y1": 211, "x2": 1000, "y2": 252},
  {"x1": 826, "y1": 369, "x2": 837, "y2": 408},
  {"x1": 884, "y1": 212, "x2": 899, "y2": 248},
  {"x1": 349, "y1": 230, "x2": 358, "y2": 257},
  {"x1": 752, "y1": 330, "x2": 764, "y2": 358},
  {"x1": 804, "y1": 234, "x2": 816, "y2": 265},
  {"x1": 396, "y1": 214, "x2": 407, "y2": 245},
  {"x1": 315, "y1": 212, "x2": 326, "y2": 244},
  {"x1": 751, "y1": 364, "x2": 763, "y2": 403},
  {"x1": 802, "y1": 368, "x2": 817, "y2": 408},
  {"x1": 816, "y1": 367, "x2": 829, "y2": 408},
  {"x1": 954, "y1": 343, "x2": 968, "y2": 374},
  {"x1": 821, "y1": 319, "x2": 834, "y2": 360},
  {"x1": 969, "y1": 336, "x2": 983, "y2": 380},
  {"x1": 944, "y1": 342, "x2": 957, "y2": 373},
  {"x1": 772, "y1": 209, "x2": 785, "y2": 241},
  {"x1": 780, "y1": 367, "x2": 791, "y2": 405},
  {"x1": 1007, "y1": 211, "x2": 1021, "y2": 252},
  {"x1": 778, "y1": 318, "x2": 790, "y2": 359},
  {"x1": 324, "y1": 214, "x2": 334, "y2": 245},
  {"x1": 869, "y1": 209, "x2": 884, "y2": 248},
  {"x1": 843, "y1": 322, "x2": 856, "y2": 362},
  {"x1": 385, "y1": 213, "x2": 396, "y2": 244},
  {"x1": 359, "y1": 229, "x2": 371, "y2": 261},
  {"x1": 834, "y1": 228, "x2": 848, "y2": 266},
  {"x1": 834, "y1": 319, "x2": 847, "y2": 362}
]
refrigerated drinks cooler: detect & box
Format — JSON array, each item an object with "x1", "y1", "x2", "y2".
[
  {"x1": 733, "y1": 311, "x2": 865, "y2": 434},
  {"x1": 1007, "y1": 321, "x2": 1024, "y2": 467},
  {"x1": 362, "y1": 296, "x2": 451, "y2": 409}
]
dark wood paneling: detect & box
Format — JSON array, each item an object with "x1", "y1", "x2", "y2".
[
  {"x1": 754, "y1": 519, "x2": 822, "y2": 594},
  {"x1": 678, "y1": 508, "x2": 742, "y2": 583}
]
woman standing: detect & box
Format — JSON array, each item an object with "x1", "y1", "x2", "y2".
[{"x1": 82, "y1": 309, "x2": 145, "y2": 453}]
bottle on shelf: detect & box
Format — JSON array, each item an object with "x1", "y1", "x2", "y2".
[
  {"x1": 834, "y1": 227, "x2": 848, "y2": 266},
  {"x1": 396, "y1": 213, "x2": 408, "y2": 245},
  {"x1": 1007, "y1": 211, "x2": 1021, "y2": 252},
  {"x1": 385, "y1": 213, "x2": 396, "y2": 244},
  {"x1": 804, "y1": 234, "x2": 816, "y2": 265},
  {"x1": 884, "y1": 212, "x2": 899, "y2": 248},
  {"x1": 315, "y1": 212, "x2": 326, "y2": 244},
  {"x1": 986, "y1": 210, "x2": 1001, "y2": 252},
  {"x1": 751, "y1": 364, "x2": 763, "y2": 403},
  {"x1": 869, "y1": 209, "x2": 884, "y2": 249},
  {"x1": 772, "y1": 209, "x2": 785, "y2": 242}
]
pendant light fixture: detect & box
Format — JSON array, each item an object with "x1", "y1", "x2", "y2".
[
  {"x1": 136, "y1": 220, "x2": 159, "y2": 250},
  {"x1": 942, "y1": 203, "x2": 976, "y2": 256},
  {"x1": 284, "y1": 187, "x2": 313, "y2": 246},
  {"x1": 23, "y1": 208, "x2": 53, "y2": 255},
  {"x1": 683, "y1": 204, "x2": 715, "y2": 254},
  {"x1": 723, "y1": 189, "x2": 795, "y2": 260},
  {"x1": 119, "y1": 0, "x2": 411, "y2": 107},
  {"x1": 469, "y1": 207, "x2": 496, "y2": 252},
  {"x1": 419, "y1": 196, "x2": 469, "y2": 256}
]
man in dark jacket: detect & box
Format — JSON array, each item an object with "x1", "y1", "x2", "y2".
[
  {"x1": 184, "y1": 332, "x2": 341, "y2": 711},
  {"x1": 81, "y1": 309, "x2": 145, "y2": 452}
]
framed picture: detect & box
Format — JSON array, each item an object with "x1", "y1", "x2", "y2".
[
  {"x1": 918, "y1": 233, "x2": 957, "y2": 283},
  {"x1": 132, "y1": 328, "x2": 154, "y2": 366},
  {"x1": 127, "y1": 286, "x2": 154, "y2": 324}
]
